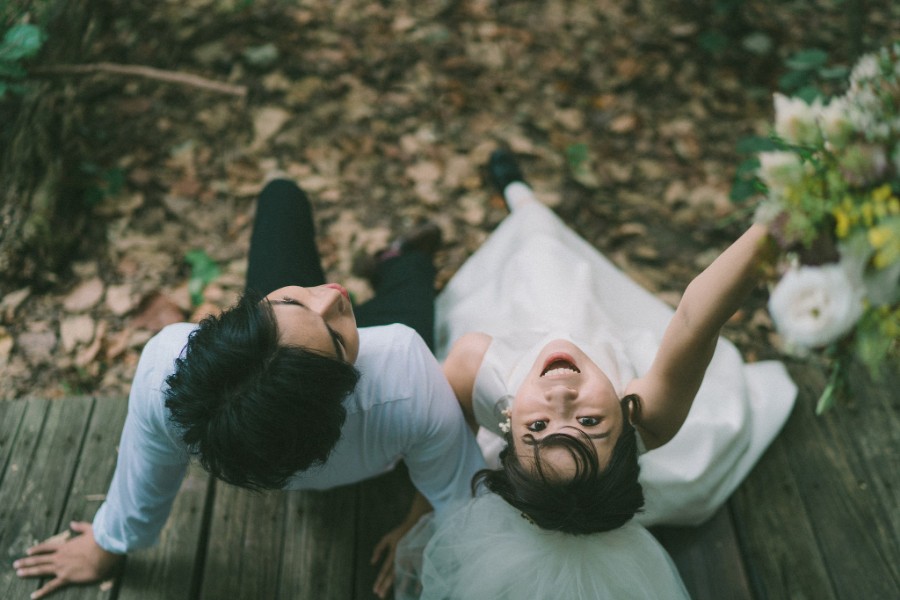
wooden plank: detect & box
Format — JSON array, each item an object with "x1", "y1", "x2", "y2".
[
  {"x1": 278, "y1": 486, "x2": 358, "y2": 599},
  {"x1": 353, "y1": 466, "x2": 416, "y2": 600},
  {"x1": 731, "y1": 431, "x2": 838, "y2": 599},
  {"x1": 118, "y1": 465, "x2": 211, "y2": 600},
  {"x1": 52, "y1": 397, "x2": 128, "y2": 600},
  {"x1": 0, "y1": 399, "x2": 48, "y2": 599},
  {"x1": 733, "y1": 360, "x2": 900, "y2": 600},
  {"x1": 0, "y1": 397, "x2": 93, "y2": 599},
  {"x1": 779, "y1": 364, "x2": 900, "y2": 598},
  {"x1": 199, "y1": 483, "x2": 286, "y2": 600},
  {"x1": 0, "y1": 399, "x2": 28, "y2": 486},
  {"x1": 831, "y1": 362, "x2": 900, "y2": 582},
  {"x1": 652, "y1": 507, "x2": 753, "y2": 600},
  {"x1": 56, "y1": 397, "x2": 127, "y2": 524}
]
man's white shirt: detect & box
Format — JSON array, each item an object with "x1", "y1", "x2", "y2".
[{"x1": 93, "y1": 323, "x2": 486, "y2": 554}]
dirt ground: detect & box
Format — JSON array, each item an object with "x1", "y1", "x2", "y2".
[{"x1": 1, "y1": 0, "x2": 898, "y2": 400}]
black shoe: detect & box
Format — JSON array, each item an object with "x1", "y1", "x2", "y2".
[
  {"x1": 396, "y1": 221, "x2": 442, "y2": 256},
  {"x1": 487, "y1": 149, "x2": 526, "y2": 194},
  {"x1": 352, "y1": 221, "x2": 442, "y2": 281}
]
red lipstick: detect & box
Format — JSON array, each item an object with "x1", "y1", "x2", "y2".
[
  {"x1": 325, "y1": 283, "x2": 350, "y2": 301},
  {"x1": 541, "y1": 352, "x2": 580, "y2": 376}
]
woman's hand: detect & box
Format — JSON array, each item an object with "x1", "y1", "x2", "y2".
[
  {"x1": 370, "y1": 492, "x2": 433, "y2": 599},
  {"x1": 13, "y1": 521, "x2": 123, "y2": 599},
  {"x1": 370, "y1": 521, "x2": 415, "y2": 599}
]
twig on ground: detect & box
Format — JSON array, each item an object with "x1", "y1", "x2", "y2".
[{"x1": 32, "y1": 62, "x2": 247, "y2": 97}]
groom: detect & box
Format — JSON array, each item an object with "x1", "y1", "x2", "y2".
[{"x1": 13, "y1": 179, "x2": 486, "y2": 599}]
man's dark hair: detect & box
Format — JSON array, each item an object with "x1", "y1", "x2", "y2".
[
  {"x1": 473, "y1": 394, "x2": 644, "y2": 534},
  {"x1": 164, "y1": 291, "x2": 360, "y2": 491}
]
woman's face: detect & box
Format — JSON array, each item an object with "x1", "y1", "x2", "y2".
[
  {"x1": 511, "y1": 339, "x2": 624, "y2": 477},
  {"x1": 265, "y1": 284, "x2": 360, "y2": 363}
]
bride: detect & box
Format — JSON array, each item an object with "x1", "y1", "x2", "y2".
[{"x1": 388, "y1": 150, "x2": 797, "y2": 600}]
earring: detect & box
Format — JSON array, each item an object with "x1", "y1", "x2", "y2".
[{"x1": 499, "y1": 407, "x2": 512, "y2": 433}]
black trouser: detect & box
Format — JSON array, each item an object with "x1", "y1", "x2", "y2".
[{"x1": 245, "y1": 179, "x2": 436, "y2": 350}]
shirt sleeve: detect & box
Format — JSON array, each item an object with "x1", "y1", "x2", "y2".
[
  {"x1": 400, "y1": 334, "x2": 487, "y2": 520},
  {"x1": 92, "y1": 327, "x2": 191, "y2": 554}
]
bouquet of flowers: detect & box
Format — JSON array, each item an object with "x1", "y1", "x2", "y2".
[{"x1": 754, "y1": 42, "x2": 900, "y2": 413}]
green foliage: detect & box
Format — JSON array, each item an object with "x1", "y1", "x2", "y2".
[
  {"x1": 854, "y1": 303, "x2": 900, "y2": 379},
  {"x1": 565, "y1": 143, "x2": 589, "y2": 172},
  {"x1": 815, "y1": 356, "x2": 845, "y2": 414},
  {"x1": 778, "y1": 48, "x2": 849, "y2": 102},
  {"x1": 730, "y1": 135, "x2": 782, "y2": 202},
  {"x1": 730, "y1": 48, "x2": 852, "y2": 203},
  {"x1": 185, "y1": 250, "x2": 221, "y2": 306},
  {"x1": 0, "y1": 22, "x2": 46, "y2": 98},
  {"x1": 565, "y1": 142, "x2": 600, "y2": 188}
]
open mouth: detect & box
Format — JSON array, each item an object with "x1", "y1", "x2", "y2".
[{"x1": 540, "y1": 353, "x2": 580, "y2": 377}]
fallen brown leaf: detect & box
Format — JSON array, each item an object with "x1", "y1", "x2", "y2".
[{"x1": 131, "y1": 293, "x2": 185, "y2": 333}]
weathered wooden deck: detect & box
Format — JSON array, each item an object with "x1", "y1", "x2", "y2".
[{"x1": 2, "y1": 360, "x2": 898, "y2": 600}]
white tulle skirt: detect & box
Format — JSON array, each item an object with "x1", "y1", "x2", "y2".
[{"x1": 396, "y1": 494, "x2": 690, "y2": 600}]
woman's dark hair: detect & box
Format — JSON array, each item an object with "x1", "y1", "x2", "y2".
[
  {"x1": 473, "y1": 394, "x2": 644, "y2": 534},
  {"x1": 164, "y1": 291, "x2": 360, "y2": 491}
]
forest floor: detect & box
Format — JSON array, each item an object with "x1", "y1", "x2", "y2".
[{"x1": 1, "y1": 0, "x2": 898, "y2": 400}]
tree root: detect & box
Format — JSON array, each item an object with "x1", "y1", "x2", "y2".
[{"x1": 33, "y1": 62, "x2": 247, "y2": 97}]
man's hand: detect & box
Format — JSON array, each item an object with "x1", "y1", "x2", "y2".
[{"x1": 13, "y1": 521, "x2": 124, "y2": 599}]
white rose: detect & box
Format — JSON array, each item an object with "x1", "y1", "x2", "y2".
[
  {"x1": 774, "y1": 93, "x2": 822, "y2": 146},
  {"x1": 768, "y1": 263, "x2": 865, "y2": 350}
]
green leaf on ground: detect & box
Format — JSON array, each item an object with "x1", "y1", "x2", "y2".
[
  {"x1": 185, "y1": 250, "x2": 221, "y2": 306},
  {"x1": 0, "y1": 23, "x2": 47, "y2": 61}
]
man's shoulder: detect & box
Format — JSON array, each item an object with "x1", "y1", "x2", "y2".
[
  {"x1": 143, "y1": 322, "x2": 198, "y2": 357},
  {"x1": 357, "y1": 323, "x2": 435, "y2": 364},
  {"x1": 132, "y1": 323, "x2": 197, "y2": 394},
  {"x1": 125, "y1": 323, "x2": 197, "y2": 442},
  {"x1": 161, "y1": 321, "x2": 198, "y2": 336},
  {"x1": 358, "y1": 323, "x2": 423, "y2": 349},
  {"x1": 350, "y1": 325, "x2": 438, "y2": 408}
]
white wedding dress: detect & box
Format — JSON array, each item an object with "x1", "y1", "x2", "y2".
[{"x1": 396, "y1": 195, "x2": 797, "y2": 599}]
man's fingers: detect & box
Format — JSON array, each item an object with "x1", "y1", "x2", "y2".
[
  {"x1": 32, "y1": 576, "x2": 65, "y2": 599},
  {"x1": 68, "y1": 521, "x2": 91, "y2": 534},
  {"x1": 28, "y1": 530, "x2": 71, "y2": 555},
  {"x1": 15, "y1": 563, "x2": 58, "y2": 578},
  {"x1": 14, "y1": 555, "x2": 56, "y2": 570},
  {"x1": 27, "y1": 541, "x2": 63, "y2": 555}
]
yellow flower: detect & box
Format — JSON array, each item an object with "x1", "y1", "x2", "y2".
[
  {"x1": 862, "y1": 202, "x2": 874, "y2": 226},
  {"x1": 868, "y1": 226, "x2": 891, "y2": 248},
  {"x1": 889, "y1": 198, "x2": 900, "y2": 215},
  {"x1": 834, "y1": 209, "x2": 851, "y2": 238},
  {"x1": 872, "y1": 184, "x2": 893, "y2": 203}
]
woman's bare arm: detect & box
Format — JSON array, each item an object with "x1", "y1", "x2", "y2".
[
  {"x1": 627, "y1": 224, "x2": 772, "y2": 448},
  {"x1": 442, "y1": 332, "x2": 492, "y2": 433}
]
